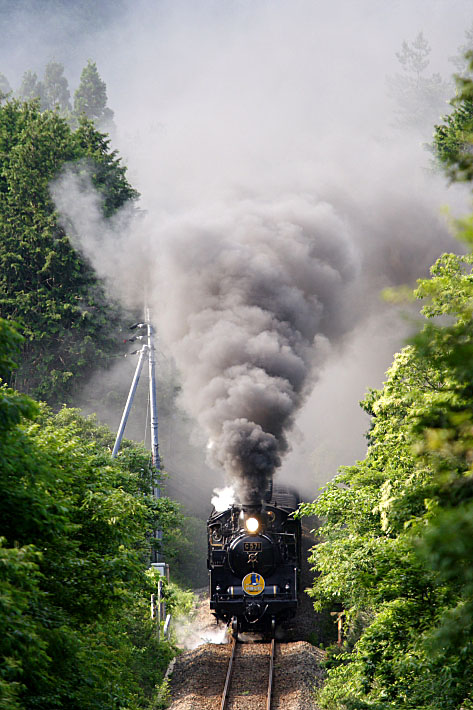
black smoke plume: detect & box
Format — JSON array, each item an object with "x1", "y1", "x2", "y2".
[{"x1": 148, "y1": 196, "x2": 358, "y2": 504}]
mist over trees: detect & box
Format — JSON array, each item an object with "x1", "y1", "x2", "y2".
[
  {"x1": 14, "y1": 59, "x2": 114, "y2": 128},
  {"x1": 0, "y1": 52, "x2": 201, "y2": 709},
  {"x1": 450, "y1": 22, "x2": 473, "y2": 76},
  {"x1": 74, "y1": 60, "x2": 115, "y2": 132},
  {"x1": 0, "y1": 72, "x2": 11, "y2": 99},
  {"x1": 387, "y1": 31, "x2": 452, "y2": 132},
  {"x1": 0, "y1": 98, "x2": 136, "y2": 404},
  {"x1": 1, "y1": 5, "x2": 473, "y2": 709},
  {"x1": 43, "y1": 59, "x2": 71, "y2": 112},
  {"x1": 17, "y1": 70, "x2": 44, "y2": 103},
  {"x1": 302, "y1": 54, "x2": 473, "y2": 710}
]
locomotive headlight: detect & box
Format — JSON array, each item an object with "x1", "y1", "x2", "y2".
[{"x1": 245, "y1": 517, "x2": 260, "y2": 534}]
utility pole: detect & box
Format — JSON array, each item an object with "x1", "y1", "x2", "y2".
[
  {"x1": 112, "y1": 308, "x2": 169, "y2": 623},
  {"x1": 146, "y1": 307, "x2": 161, "y2": 497},
  {"x1": 111, "y1": 308, "x2": 162, "y2": 560},
  {"x1": 145, "y1": 308, "x2": 163, "y2": 560}
]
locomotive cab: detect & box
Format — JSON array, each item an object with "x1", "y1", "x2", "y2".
[{"x1": 207, "y1": 486, "x2": 301, "y2": 634}]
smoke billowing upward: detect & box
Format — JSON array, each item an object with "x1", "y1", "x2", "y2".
[
  {"x1": 53, "y1": 177, "x2": 358, "y2": 503},
  {"x1": 152, "y1": 197, "x2": 357, "y2": 503},
  {"x1": 41, "y1": 0, "x2": 472, "y2": 505}
]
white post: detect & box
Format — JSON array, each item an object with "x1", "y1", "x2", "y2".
[
  {"x1": 151, "y1": 593, "x2": 156, "y2": 619},
  {"x1": 157, "y1": 579, "x2": 162, "y2": 641}
]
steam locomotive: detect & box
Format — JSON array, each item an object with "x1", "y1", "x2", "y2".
[{"x1": 207, "y1": 485, "x2": 301, "y2": 636}]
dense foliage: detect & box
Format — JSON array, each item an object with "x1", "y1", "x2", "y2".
[
  {"x1": 301, "y1": 57, "x2": 473, "y2": 710},
  {"x1": 0, "y1": 318, "x2": 189, "y2": 710},
  {"x1": 0, "y1": 60, "x2": 202, "y2": 710},
  {"x1": 434, "y1": 53, "x2": 473, "y2": 183},
  {"x1": 0, "y1": 98, "x2": 138, "y2": 404}
]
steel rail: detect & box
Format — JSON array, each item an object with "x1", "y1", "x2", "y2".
[
  {"x1": 221, "y1": 637, "x2": 237, "y2": 710},
  {"x1": 220, "y1": 638, "x2": 276, "y2": 710},
  {"x1": 267, "y1": 638, "x2": 275, "y2": 710}
]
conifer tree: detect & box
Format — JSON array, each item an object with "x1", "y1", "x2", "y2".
[
  {"x1": 434, "y1": 52, "x2": 473, "y2": 182},
  {"x1": 18, "y1": 70, "x2": 45, "y2": 107},
  {"x1": 74, "y1": 60, "x2": 114, "y2": 131},
  {"x1": 387, "y1": 31, "x2": 451, "y2": 133},
  {"x1": 396, "y1": 31, "x2": 431, "y2": 76},
  {"x1": 42, "y1": 60, "x2": 71, "y2": 112},
  {"x1": 449, "y1": 23, "x2": 473, "y2": 76},
  {"x1": 0, "y1": 72, "x2": 11, "y2": 102},
  {"x1": 0, "y1": 100, "x2": 137, "y2": 403}
]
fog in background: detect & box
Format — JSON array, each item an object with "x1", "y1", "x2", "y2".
[{"x1": 2, "y1": 0, "x2": 472, "y2": 510}]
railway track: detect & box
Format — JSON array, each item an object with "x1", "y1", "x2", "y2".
[{"x1": 221, "y1": 638, "x2": 276, "y2": 710}]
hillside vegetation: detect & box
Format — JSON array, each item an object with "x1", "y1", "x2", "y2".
[
  {"x1": 301, "y1": 55, "x2": 473, "y2": 710},
  {"x1": 0, "y1": 318, "x2": 195, "y2": 710},
  {"x1": 0, "y1": 96, "x2": 137, "y2": 404},
  {"x1": 0, "y1": 83, "x2": 194, "y2": 709}
]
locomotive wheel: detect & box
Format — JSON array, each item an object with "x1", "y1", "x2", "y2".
[{"x1": 231, "y1": 616, "x2": 239, "y2": 639}]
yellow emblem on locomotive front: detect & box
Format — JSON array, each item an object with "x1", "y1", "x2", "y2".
[{"x1": 242, "y1": 572, "x2": 265, "y2": 596}]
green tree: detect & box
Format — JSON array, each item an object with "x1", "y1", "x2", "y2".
[
  {"x1": 0, "y1": 99, "x2": 138, "y2": 404},
  {"x1": 301, "y1": 257, "x2": 473, "y2": 708},
  {"x1": 301, "y1": 59, "x2": 473, "y2": 710},
  {"x1": 42, "y1": 60, "x2": 71, "y2": 113},
  {"x1": 0, "y1": 73, "x2": 11, "y2": 103},
  {"x1": 17, "y1": 70, "x2": 45, "y2": 106},
  {"x1": 74, "y1": 60, "x2": 114, "y2": 131},
  {"x1": 0, "y1": 318, "x2": 184, "y2": 709},
  {"x1": 434, "y1": 52, "x2": 473, "y2": 183}
]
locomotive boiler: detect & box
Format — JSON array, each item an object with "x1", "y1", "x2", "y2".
[{"x1": 207, "y1": 486, "x2": 301, "y2": 636}]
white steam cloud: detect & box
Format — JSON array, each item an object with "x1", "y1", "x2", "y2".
[{"x1": 211, "y1": 486, "x2": 235, "y2": 512}]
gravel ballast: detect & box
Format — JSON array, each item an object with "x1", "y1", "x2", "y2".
[{"x1": 167, "y1": 640, "x2": 325, "y2": 710}]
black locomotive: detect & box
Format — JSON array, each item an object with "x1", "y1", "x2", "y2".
[{"x1": 207, "y1": 485, "x2": 301, "y2": 636}]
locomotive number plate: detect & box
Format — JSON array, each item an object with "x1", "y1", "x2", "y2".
[{"x1": 244, "y1": 542, "x2": 262, "y2": 551}]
